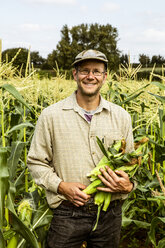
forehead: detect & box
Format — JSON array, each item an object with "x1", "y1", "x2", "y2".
[{"x1": 78, "y1": 59, "x2": 105, "y2": 69}]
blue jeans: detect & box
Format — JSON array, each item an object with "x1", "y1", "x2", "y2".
[{"x1": 46, "y1": 199, "x2": 123, "y2": 248}]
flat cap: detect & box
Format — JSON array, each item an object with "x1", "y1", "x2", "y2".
[{"x1": 72, "y1": 49, "x2": 108, "y2": 66}]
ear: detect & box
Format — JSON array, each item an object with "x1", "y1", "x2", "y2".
[
  {"x1": 103, "y1": 72, "x2": 107, "y2": 84},
  {"x1": 72, "y1": 69, "x2": 77, "y2": 81}
]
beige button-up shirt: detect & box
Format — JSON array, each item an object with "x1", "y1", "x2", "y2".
[{"x1": 27, "y1": 92, "x2": 134, "y2": 208}]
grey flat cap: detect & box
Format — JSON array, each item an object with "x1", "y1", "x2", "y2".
[{"x1": 72, "y1": 49, "x2": 108, "y2": 66}]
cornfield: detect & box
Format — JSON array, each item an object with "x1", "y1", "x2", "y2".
[{"x1": 0, "y1": 50, "x2": 165, "y2": 248}]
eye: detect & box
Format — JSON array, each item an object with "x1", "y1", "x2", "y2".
[
  {"x1": 82, "y1": 69, "x2": 89, "y2": 74},
  {"x1": 78, "y1": 69, "x2": 89, "y2": 75},
  {"x1": 93, "y1": 70, "x2": 102, "y2": 76}
]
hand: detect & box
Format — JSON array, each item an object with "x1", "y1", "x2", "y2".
[
  {"x1": 58, "y1": 181, "x2": 91, "y2": 207},
  {"x1": 97, "y1": 166, "x2": 133, "y2": 193}
]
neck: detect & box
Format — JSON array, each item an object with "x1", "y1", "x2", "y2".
[{"x1": 76, "y1": 91, "x2": 100, "y2": 111}]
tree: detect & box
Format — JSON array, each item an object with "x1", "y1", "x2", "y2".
[
  {"x1": 150, "y1": 55, "x2": 165, "y2": 67},
  {"x1": 47, "y1": 23, "x2": 120, "y2": 71},
  {"x1": 139, "y1": 54, "x2": 150, "y2": 67},
  {"x1": 120, "y1": 54, "x2": 129, "y2": 66},
  {"x1": 2, "y1": 48, "x2": 45, "y2": 69},
  {"x1": 31, "y1": 51, "x2": 46, "y2": 67}
]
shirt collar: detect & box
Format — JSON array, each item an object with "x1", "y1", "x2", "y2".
[{"x1": 62, "y1": 91, "x2": 111, "y2": 113}]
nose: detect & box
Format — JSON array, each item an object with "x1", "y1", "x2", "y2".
[{"x1": 87, "y1": 71, "x2": 95, "y2": 78}]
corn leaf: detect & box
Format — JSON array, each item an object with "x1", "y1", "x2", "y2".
[
  {"x1": 6, "y1": 182, "x2": 17, "y2": 215},
  {"x1": 122, "y1": 216, "x2": 150, "y2": 229},
  {"x1": 7, "y1": 141, "x2": 25, "y2": 182},
  {"x1": 147, "y1": 196, "x2": 165, "y2": 201},
  {"x1": 148, "y1": 217, "x2": 165, "y2": 247},
  {"x1": 0, "y1": 147, "x2": 9, "y2": 229},
  {"x1": 6, "y1": 122, "x2": 34, "y2": 134},
  {"x1": 0, "y1": 84, "x2": 33, "y2": 112},
  {"x1": 24, "y1": 190, "x2": 40, "y2": 210},
  {"x1": 151, "y1": 81, "x2": 165, "y2": 90},
  {"x1": 158, "y1": 238, "x2": 165, "y2": 248},
  {"x1": 96, "y1": 136, "x2": 109, "y2": 159},
  {"x1": 122, "y1": 199, "x2": 136, "y2": 215},
  {"x1": 117, "y1": 164, "x2": 137, "y2": 172},
  {"x1": 121, "y1": 91, "x2": 144, "y2": 104},
  {"x1": 31, "y1": 206, "x2": 53, "y2": 229},
  {"x1": 9, "y1": 210, "x2": 40, "y2": 248},
  {"x1": 14, "y1": 168, "x2": 26, "y2": 187},
  {"x1": 148, "y1": 92, "x2": 165, "y2": 103},
  {"x1": 133, "y1": 219, "x2": 150, "y2": 229},
  {"x1": 0, "y1": 230, "x2": 5, "y2": 248}
]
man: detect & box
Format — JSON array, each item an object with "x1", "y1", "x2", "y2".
[{"x1": 27, "y1": 49, "x2": 134, "y2": 248}]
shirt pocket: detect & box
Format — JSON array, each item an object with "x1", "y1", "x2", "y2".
[{"x1": 103, "y1": 131, "x2": 123, "y2": 150}]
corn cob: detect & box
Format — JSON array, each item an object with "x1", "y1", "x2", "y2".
[
  {"x1": 102, "y1": 192, "x2": 111, "y2": 212},
  {"x1": 83, "y1": 178, "x2": 103, "y2": 194},
  {"x1": 17, "y1": 199, "x2": 33, "y2": 227},
  {"x1": 84, "y1": 136, "x2": 149, "y2": 231},
  {"x1": 92, "y1": 191, "x2": 106, "y2": 231},
  {"x1": 7, "y1": 234, "x2": 19, "y2": 248}
]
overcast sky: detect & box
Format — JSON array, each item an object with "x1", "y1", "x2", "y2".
[{"x1": 1, "y1": 0, "x2": 165, "y2": 62}]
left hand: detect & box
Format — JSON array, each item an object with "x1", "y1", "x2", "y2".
[{"x1": 97, "y1": 166, "x2": 133, "y2": 193}]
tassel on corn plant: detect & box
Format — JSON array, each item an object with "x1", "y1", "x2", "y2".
[{"x1": 84, "y1": 136, "x2": 149, "y2": 231}]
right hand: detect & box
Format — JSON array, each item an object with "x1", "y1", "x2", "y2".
[{"x1": 58, "y1": 181, "x2": 91, "y2": 207}]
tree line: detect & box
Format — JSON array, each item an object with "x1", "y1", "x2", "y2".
[
  {"x1": 1, "y1": 23, "x2": 165, "y2": 74},
  {"x1": 139, "y1": 54, "x2": 165, "y2": 68}
]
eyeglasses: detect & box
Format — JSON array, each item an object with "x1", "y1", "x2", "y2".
[{"x1": 78, "y1": 69, "x2": 105, "y2": 76}]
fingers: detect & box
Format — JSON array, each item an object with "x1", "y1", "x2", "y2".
[
  {"x1": 97, "y1": 166, "x2": 133, "y2": 193},
  {"x1": 115, "y1": 169, "x2": 128, "y2": 178},
  {"x1": 66, "y1": 182, "x2": 91, "y2": 206},
  {"x1": 77, "y1": 183, "x2": 87, "y2": 190},
  {"x1": 97, "y1": 170, "x2": 118, "y2": 192},
  {"x1": 99, "y1": 167, "x2": 119, "y2": 185},
  {"x1": 77, "y1": 190, "x2": 91, "y2": 201}
]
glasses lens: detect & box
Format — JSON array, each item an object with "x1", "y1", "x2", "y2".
[
  {"x1": 78, "y1": 69, "x2": 104, "y2": 76},
  {"x1": 93, "y1": 71, "x2": 102, "y2": 76},
  {"x1": 79, "y1": 69, "x2": 89, "y2": 75}
]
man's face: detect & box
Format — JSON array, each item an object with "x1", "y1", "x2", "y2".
[{"x1": 73, "y1": 60, "x2": 107, "y2": 97}]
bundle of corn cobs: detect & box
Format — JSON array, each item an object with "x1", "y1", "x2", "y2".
[{"x1": 83, "y1": 136, "x2": 149, "y2": 231}]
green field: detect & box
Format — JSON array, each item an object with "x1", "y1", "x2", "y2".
[{"x1": 0, "y1": 61, "x2": 165, "y2": 248}]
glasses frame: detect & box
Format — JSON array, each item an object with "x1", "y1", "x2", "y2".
[{"x1": 77, "y1": 68, "x2": 106, "y2": 77}]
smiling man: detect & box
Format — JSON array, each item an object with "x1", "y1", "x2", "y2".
[
  {"x1": 27, "y1": 49, "x2": 134, "y2": 248},
  {"x1": 73, "y1": 60, "x2": 106, "y2": 97}
]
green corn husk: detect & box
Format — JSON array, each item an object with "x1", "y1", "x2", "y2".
[
  {"x1": 17, "y1": 199, "x2": 33, "y2": 227},
  {"x1": 84, "y1": 136, "x2": 149, "y2": 231},
  {"x1": 7, "y1": 234, "x2": 19, "y2": 248},
  {"x1": 92, "y1": 191, "x2": 106, "y2": 231},
  {"x1": 83, "y1": 178, "x2": 103, "y2": 194},
  {"x1": 102, "y1": 192, "x2": 111, "y2": 212},
  {"x1": 86, "y1": 156, "x2": 113, "y2": 180}
]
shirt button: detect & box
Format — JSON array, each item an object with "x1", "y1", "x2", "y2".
[{"x1": 92, "y1": 152, "x2": 95, "y2": 155}]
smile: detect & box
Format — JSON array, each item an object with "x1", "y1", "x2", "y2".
[{"x1": 83, "y1": 83, "x2": 97, "y2": 86}]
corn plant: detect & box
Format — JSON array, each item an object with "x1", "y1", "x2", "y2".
[
  {"x1": 0, "y1": 83, "x2": 53, "y2": 248},
  {"x1": 0, "y1": 49, "x2": 165, "y2": 247}
]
